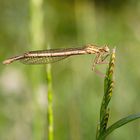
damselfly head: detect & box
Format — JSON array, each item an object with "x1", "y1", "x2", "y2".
[{"x1": 102, "y1": 45, "x2": 110, "y2": 53}]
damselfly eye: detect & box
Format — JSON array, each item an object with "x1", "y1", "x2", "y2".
[{"x1": 103, "y1": 46, "x2": 110, "y2": 52}]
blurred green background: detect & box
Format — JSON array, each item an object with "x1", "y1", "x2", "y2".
[{"x1": 1, "y1": 0, "x2": 140, "y2": 140}]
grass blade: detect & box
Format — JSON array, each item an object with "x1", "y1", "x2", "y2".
[{"x1": 101, "y1": 113, "x2": 140, "y2": 139}]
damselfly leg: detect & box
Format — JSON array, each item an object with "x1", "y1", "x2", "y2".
[{"x1": 92, "y1": 52, "x2": 110, "y2": 77}]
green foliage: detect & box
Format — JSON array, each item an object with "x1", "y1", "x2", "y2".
[
  {"x1": 96, "y1": 49, "x2": 140, "y2": 140},
  {"x1": 102, "y1": 113, "x2": 140, "y2": 139}
]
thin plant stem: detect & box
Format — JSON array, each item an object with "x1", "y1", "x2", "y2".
[
  {"x1": 29, "y1": 0, "x2": 45, "y2": 140},
  {"x1": 46, "y1": 63, "x2": 54, "y2": 140},
  {"x1": 96, "y1": 48, "x2": 116, "y2": 140}
]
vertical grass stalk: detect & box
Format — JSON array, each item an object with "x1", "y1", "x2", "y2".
[
  {"x1": 96, "y1": 48, "x2": 116, "y2": 140},
  {"x1": 46, "y1": 63, "x2": 54, "y2": 140},
  {"x1": 30, "y1": 0, "x2": 45, "y2": 140}
]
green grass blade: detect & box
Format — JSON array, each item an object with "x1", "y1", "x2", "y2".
[{"x1": 101, "y1": 113, "x2": 140, "y2": 139}]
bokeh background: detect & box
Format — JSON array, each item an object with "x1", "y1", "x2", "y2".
[{"x1": 1, "y1": 0, "x2": 140, "y2": 140}]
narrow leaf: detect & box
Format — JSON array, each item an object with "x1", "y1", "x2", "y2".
[{"x1": 101, "y1": 113, "x2": 140, "y2": 139}]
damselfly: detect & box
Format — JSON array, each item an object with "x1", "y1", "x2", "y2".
[{"x1": 3, "y1": 44, "x2": 110, "y2": 70}]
